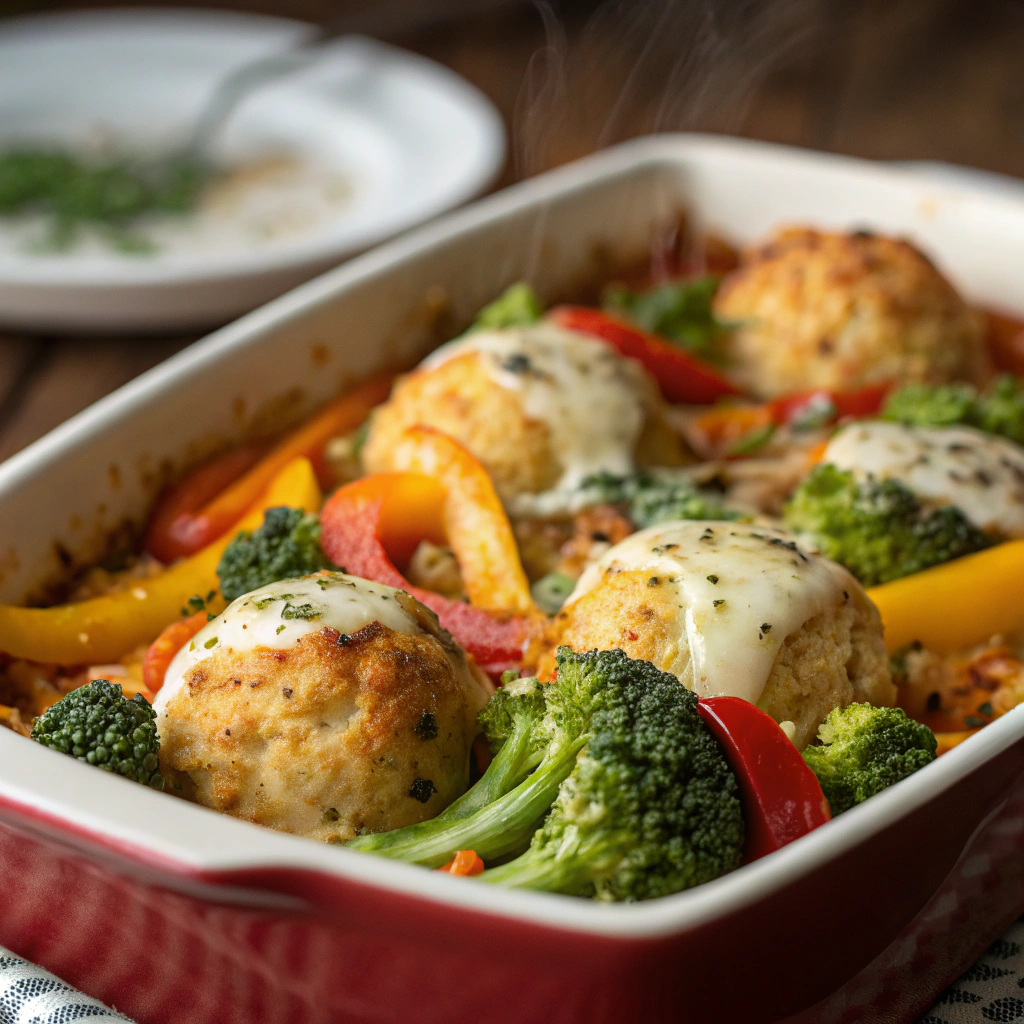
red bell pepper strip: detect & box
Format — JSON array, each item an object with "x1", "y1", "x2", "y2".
[
  {"x1": 766, "y1": 385, "x2": 889, "y2": 428},
  {"x1": 144, "y1": 375, "x2": 392, "y2": 563},
  {"x1": 697, "y1": 696, "x2": 831, "y2": 862},
  {"x1": 548, "y1": 306, "x2": 742, "y2": 405},
  {"x1": 144, "y1": 444, "x2": 269, "y2": 564},
  {"x1": 319, "y1": 472, "x2": 536, "y2": 677}
]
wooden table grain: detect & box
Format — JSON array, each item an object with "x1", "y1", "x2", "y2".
[{"x1": 1, "y1": 0, "x2": 1023, "y2": 458}]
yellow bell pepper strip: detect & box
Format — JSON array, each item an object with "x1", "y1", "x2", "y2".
[
  {"x1": 0, "y1": 456, "x2": 322, "y2": 665},
  {"x1": 934, "y1": 729, "x2": 983, "y2": 756},
  {"x1": 144, "y1": 375, "x2": 391, "y2": 562},
  {"x1": 868, "y1": 538, "x2": 1024, "y2": 655},
  {"x1": 383, "y1": 426, "x2": 536, "y2": 617}
]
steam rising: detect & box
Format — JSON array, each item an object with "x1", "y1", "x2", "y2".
[{"x1": 514, "y1": 0, "x2": 822, "y2": 176}]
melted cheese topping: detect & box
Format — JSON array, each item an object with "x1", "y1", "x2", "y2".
[
  {"x1": 423, "y1": 324, "x2": 653, "y2": 509},
  {"x1": 824, "y1": 421, "x2": 1024, "y2": 537},
  {"x1": 568, "y1": 521, "x2": 856, "y2": 703},
  {"x1": 154, "y1": 573, "x2": 427, "y2": 715}
]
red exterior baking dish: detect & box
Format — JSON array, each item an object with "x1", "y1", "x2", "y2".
[{"x1": 1, "y1": 135, "x2": 1023, "y2": 1023}]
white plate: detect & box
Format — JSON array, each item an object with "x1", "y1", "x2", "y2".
[{"x1": 0, "y1": 8, "x2": 505, "y2": 333}]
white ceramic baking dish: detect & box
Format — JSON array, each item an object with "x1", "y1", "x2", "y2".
[{"x1": 1, "y1": 135, "x2": 1023, "y2": 1024}]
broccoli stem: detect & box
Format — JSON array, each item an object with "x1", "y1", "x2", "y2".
[
  {"x1": 432, "y1": 713, "x2": 545, "y2": 825},
  {"x1": 348, "y1": 736, "x2": 585, "y2": 867},
  {"x1": 477, "y1": 847, "x2": 572, "y2": 891}
]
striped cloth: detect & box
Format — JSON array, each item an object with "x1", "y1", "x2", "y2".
[
  {"x1": 0, "y1": 949, "x2": 131, "y2": 1023},
  {"x1": 4, "y1": 922, "x2": 1024, "y2": 1024}
]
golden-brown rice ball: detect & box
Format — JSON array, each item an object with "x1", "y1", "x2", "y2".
[
  {"x1": 362, "y1": 324, "x2": 687, "y2": 507},
  {"x1": 543, "y1": 522, "x2": 894, "y2": 749},
  {"x1": 712, "y1": 227, "x2": 988, "y2": 399}
]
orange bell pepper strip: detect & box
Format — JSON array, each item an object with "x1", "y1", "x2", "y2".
[
  {"x1": 144, "y1": 375, "x2": 391, "y2": 563},
  {"x1": 548, "y1": 306, "x2": 742, "y2": 404},
  {"x1": 383, "y1": 426, "x2": 535, "y2": 616},
  {"x1": 868, "y1": 539, "x2": 1024, "y2": 655},
  {"x1": 437, "y1": 850, "x2": 486, "y2": 876},
  {"x1": 319, "y1": 438, "x2": 539, "y2": 676},
  {"x1": 142, "y1": 612, "x2": 208, "y2": 695},
  {"x1": 0, "y1": 456, "x2": 322, "y2": 665}
]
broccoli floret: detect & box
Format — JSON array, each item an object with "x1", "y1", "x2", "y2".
[
  {"x1": 576, "y1": 469, "x2": 742, "y2": 529},
  {"x1": 882, "y1": 374, "x2": 1024, "y2": 446},
  {"x1": 217, "y1": 506, "x2": 335, "y2": 602},
  {"x1": 783, "y1": 463, "x2": 992, "y2": 586},
  {"x1": 602, "y1": 276, "x2": 724, "y2": 358},
  {"x1": 472, "y1": 282, "x2": 544, "y2": 330},
  {"x1": 350, "y1": 649, "x2": 744, "y2": 901},
  {"x1": 480, "y1": 649, "x2": 744, "y2": 901},
  {"x1": 31, "y1": 679, "x2": 164, "y2": 789},
  {"x1": 802, "y1": 703, "x2": 937, "y2": 815}
]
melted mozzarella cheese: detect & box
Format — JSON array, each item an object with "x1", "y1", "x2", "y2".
[
  {"x1": 423, "y1": 324, "x2": 653, "y2": 509},
  {"x1": 154, "y1": 573, "x2": 426, "y2": 715},
  {"x1": 568, "y1": 521, "x2": 856, "y2": 703},
  {"x1": 824, "y1": 421, "x2": 1024, "y2": 537}
]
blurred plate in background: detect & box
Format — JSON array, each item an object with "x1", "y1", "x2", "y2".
[{"x1": 0, "y1": 8, "x2": 505, "y2": 333}]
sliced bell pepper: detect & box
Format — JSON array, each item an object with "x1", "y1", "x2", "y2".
[
  {"x1": 766, "y1": 385, "x2": 889, "y2": 428},
  {"x1": 144, "y1": 375, "x2": 391, "y2": 563},
  {"x1": 867, "y1": 539, "x2": 1024, "y2": 655},
  {"x1": 0, "y1": 456, "x2": 322, "y2": 665},
  {"x1": 319, "y1": 440, "x2": 539, "y2": 676},
  {"x1": 144, "y1": 443, "x2": 269, "y2": 564},
  {"x1": 692, "y1": 385, "x2": 889, "y2": 459},
  {"x1": 697, "y1": 696, "x2": 831, "y2": 862},
  {"x1": 548, "y1": 306, "x2": 742, "y2": 405},
  {"x1": 380, "y1": 426, "x2": 535, "y2": 616}
]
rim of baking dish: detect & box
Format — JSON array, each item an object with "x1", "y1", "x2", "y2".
[{"x1": 2, "y1": 134, "x2": 1024, "y2": 940}]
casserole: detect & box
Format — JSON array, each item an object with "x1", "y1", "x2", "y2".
[{"x1": 1, "y1": 134, "x2": 1024, "y2": 1023}]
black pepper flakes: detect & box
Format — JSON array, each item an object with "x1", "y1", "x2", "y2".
[
  {"x1": 337, "y1": 633, "x2": 352, "y2": 646},
  {"x1": 282, "y1": 687, "x2": 294, "y2": 698},
  {"x1": 408, "y1": 778, "x2": 437, "y2": 803},
  {"x1": 713, "y1": 599, "x2": 725, "y2": 608},
  {"x1": 647, "y1": 576, "x2": 660, "y2": 587},
  {"x1": 413, "y1": 710, "x2": 439, "y2": 740},
  {"x1": 707, "y1": 574, "x2": 719, "y2": 584}
]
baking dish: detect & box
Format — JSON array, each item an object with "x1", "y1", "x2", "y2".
[{"x1": 1, "y1": 134, "x2": 1024, "y2": 1023}]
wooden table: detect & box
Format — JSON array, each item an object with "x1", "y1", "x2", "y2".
[{"x1": 2, "y1": 0, "x2": 1023, "y2": 461}]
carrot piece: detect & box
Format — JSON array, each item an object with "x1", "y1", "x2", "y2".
[
  {"x1": 142, "y1": 612, "x2": 208, "y2": 694},
  {"x1": 437, "y1": 850, "x2": 486, "y2": 876}
]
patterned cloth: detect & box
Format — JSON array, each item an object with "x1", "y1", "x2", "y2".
[
  {"x1": 4, "y1": 921, "x2": 1024, "y2": 1024},
  {"x1": 920, "y1": 917, "x2": 1024, "y2": 1023},
  {"x1": 0, "y1": 949, "x2": 131, "y2": 1024}
]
